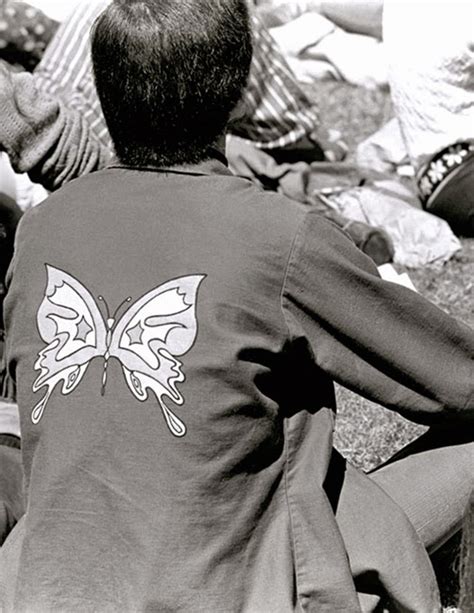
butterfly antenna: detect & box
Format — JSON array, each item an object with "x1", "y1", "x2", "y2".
[
  {"x1": 113, "y1": 296, "x2": 132, "y2": 319},
  {"x1": 97, "y1": 295, "x2": 110, "y2": 320}
]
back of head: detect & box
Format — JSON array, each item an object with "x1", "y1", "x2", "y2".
[{"x1": 91, "y1": 0, "x2": 252, "y2": 167}]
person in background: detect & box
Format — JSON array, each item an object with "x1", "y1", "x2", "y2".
[
  {"x1": 0, "y1": 1, "x2": 472, "y2": 611},
  {"x1": 257, "y1": 0, "x2": 474, "y2": 235},
  {"x1": 0, "y1": 397, "x2": 21, "y2": 547},
  {"x1": 0, "y1": 0, "x2": 58, "y2": 71},
  {"x1": 256, "y1": 0, "x2": 383, "y2": 39},
  {"x1": 384, "y1": 0, "x2": 474, "y2": 235}
]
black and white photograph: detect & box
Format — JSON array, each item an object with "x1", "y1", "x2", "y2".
[{"x1": 0, "y1": 0, "x2": 472, "y2": 611}]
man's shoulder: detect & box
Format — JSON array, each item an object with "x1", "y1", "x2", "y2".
[
  {"x1": 15, "y1": 169, "x2": 111, "y2": 235},
  {"x1": 20, "y1": 165, "x2": 308, "y2": 250}
]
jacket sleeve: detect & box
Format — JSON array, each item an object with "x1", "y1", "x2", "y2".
[
  {"x1": 282, "y1": 210, "x2": 474, "y2": 424},
  {"x1": 0, "y1": 62, "x2": 111, "y2": 192}
]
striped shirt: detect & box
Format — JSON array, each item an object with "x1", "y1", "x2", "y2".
[{"x1": 34, "y1": 0, "x2": 320, "y2": 151}]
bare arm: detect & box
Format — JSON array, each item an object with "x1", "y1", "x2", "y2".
[{"x1": 321, "y1": 0, "x2": 383, "y2": 39}]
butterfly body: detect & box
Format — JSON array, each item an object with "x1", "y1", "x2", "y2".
[
  {"x1": 32, "y1": 266, "x2": 205, "y2": 436},
  {"x1": 101, "y1": 318, "x2": 113, "y2": 395},
  {"x1": 100, "y1": 310, "x2": 123, "y2": 395}
]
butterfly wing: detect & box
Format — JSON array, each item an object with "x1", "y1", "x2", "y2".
[
  {"x1": 31, "y1": 265, "x2": 107, "y2": 423},
  {"x1": 109, "y1": 274, "x2": 205, "y2": 437}
]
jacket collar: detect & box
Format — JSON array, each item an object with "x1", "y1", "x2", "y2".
[{"x1": 108, "y1": 148, "x2": 232, "y2": 178}]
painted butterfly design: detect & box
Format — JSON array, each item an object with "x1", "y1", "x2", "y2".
[{"x1": 32, "y1": 265, "x2": 205, "y2": 437}]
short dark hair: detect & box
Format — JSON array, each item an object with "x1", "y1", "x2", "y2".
[{"x1": 91, "y1": 0, "x2": 253, "y2": 167}]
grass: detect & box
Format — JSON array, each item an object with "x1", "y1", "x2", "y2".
[
  {"x1": 303, "y1": 81, "x2": 474, "y2": 472},
  {"x1": 334, "y1": 242, "x2": 474, "y2": 472},
  {"x1": 334, "y1": 239, "x2": 474, "y2": 472}
]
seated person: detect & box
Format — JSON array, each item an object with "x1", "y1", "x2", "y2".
[
  {"x1": 384, "y1": 0, "x2": 474, "y2": 235},
  {"x1": 1, "y1": 2, "x2": 472, "y2": 612},
  {"x1": 258, "y1": 0, "x2": 474, "y2": 235}
]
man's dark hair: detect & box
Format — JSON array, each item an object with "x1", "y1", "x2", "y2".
[{"x1": 91, "y1": 0, "x2": 253, "y2": 167}]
